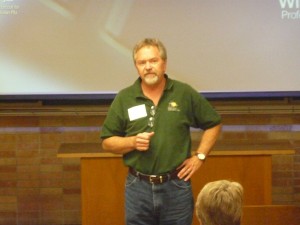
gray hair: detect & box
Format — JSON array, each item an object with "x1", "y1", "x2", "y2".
[
  {"x1": 196, "y1": 180, "x2": 244, "y2": 225},
  {"x1": 132, "y1": 38, "x2": 167, "y2": 62}
]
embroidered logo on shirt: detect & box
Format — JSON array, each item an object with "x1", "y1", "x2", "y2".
[{"x1": 168, "y1": 101, "x2": 180, "y2": 111}]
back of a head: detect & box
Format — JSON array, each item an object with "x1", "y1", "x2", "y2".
[{"x1": 195, "y1": 180, "x2": 244, "y2": 225}]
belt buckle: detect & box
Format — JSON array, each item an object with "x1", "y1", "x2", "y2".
[{"x1": 149, "y1": 175, "x2": 163, "y2": 184}]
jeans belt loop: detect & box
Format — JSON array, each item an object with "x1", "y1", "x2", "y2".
[{"x1": 136, "y1": 171, "x2": 141, "y2": 180}]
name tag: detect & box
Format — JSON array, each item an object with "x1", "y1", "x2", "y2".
[{"x1": 128, "y1": 104, "x2": 147, "y2": 121}]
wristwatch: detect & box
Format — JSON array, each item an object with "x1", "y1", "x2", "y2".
[{"x1": 196, "y1": 153, "x2": 206, "y2": 161}]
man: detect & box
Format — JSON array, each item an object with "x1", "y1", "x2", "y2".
[
  {"x1": 101, "y1": 38, "x2": 221, "y2": 225},
  {"x1": 195, "y1": 180, "x2": 244, "y2": 225}
]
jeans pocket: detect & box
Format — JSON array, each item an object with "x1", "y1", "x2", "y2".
[
  {"x1": 170, "y1": 179, "x2": 191, "y2": 189},
  {"x1": 125, "y1": 173, "x2": 138, "y2": 187}
]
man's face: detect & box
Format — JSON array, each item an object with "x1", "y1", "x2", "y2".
[{"x1": 134, "y1": 46, "x2": 167, "y2": 86}]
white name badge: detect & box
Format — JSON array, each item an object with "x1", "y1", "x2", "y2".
[{"x1": 128, "y1": 104, "x2": 147, "y2": 121}]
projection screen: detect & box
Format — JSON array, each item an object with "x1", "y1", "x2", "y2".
[{"x1": 0, "y1": 0, "x2": 299, "y2": 99}]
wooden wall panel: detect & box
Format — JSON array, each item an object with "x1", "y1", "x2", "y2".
[{"x1": 81, "y1": 155, "x2": 272, "y2": 225}]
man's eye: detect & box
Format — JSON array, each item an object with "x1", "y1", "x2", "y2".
[{"x1": 137, "y1": 61, "x2": 146, "y2": 66}]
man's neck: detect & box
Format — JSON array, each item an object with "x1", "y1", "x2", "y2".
[{"x1": 141, "y1": 78, "x2": 166, "y2": 106}]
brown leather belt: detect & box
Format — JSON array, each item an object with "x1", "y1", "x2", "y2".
[{"x1": 129, "y1": 167, "x2": 180, "y2": 185}]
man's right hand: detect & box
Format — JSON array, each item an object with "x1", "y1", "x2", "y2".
[{"x1": 135, "y1": 132, "x2": 155, "y2": 151}]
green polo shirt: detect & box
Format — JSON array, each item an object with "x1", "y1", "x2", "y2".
[{"x1": 101, "y1": 75, "x2": 221, "y2": 174}]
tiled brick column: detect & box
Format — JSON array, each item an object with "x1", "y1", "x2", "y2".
[
  {"x1": 294, "y1": 145, "x2": 300, "y2": 204},
  {"x1": 0, "y1": 116, "x2": 103, "y2": 225}
]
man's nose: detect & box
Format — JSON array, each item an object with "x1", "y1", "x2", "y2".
[{"x1": 145, "y1": 61, "x2": 153, "y2": 69}]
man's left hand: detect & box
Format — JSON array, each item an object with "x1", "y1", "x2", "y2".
[{"x1": 177, "y1": 156, "x2": 203, "y2": 181}]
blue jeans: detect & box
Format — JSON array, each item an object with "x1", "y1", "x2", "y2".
[{"x1": 125, "y1": 173, "x2": 194, "y2": 225}]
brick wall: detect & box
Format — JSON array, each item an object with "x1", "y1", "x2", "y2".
[
  {"x1": 0, "y1": 112, "x2": 299, "y2": 225},
  {"x1": 0, "y1": 116, "x2": 103, "y2": 225}
]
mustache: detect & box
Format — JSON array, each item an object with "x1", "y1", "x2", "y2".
[{"x1": 144, "y1": 72, "x2": 157, "y2": 76}]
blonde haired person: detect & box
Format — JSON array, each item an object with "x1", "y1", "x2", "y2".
[{"x1": 196, "y1": 180, "x2": 244, "y2": 225}]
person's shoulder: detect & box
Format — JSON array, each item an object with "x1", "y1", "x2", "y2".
[
  {"x1": 168, "y1": 77, "x2": 210, "y2": 102},
  {"x1": 116, "y1": 79, "x2": 139, "y2": 96},
  {"x1": 119, "y1": 85, "x2": 134, "y2": 94},
  {"x1": 169, "y1": 78, "x2": 197, "y2": 92}
]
